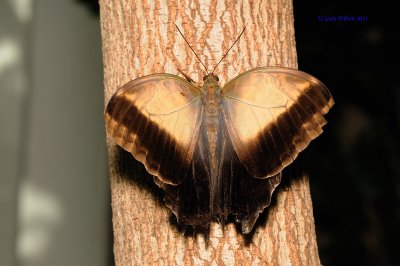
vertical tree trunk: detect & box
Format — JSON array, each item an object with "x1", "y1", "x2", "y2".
[{"x1": 100, "y1": 0, "x2": 321, "y2": 265}]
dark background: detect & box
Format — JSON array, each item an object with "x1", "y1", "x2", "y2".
[
  {"x1": 294, "y1": 1, "x2": 399, "y2": 266},
  {"x1": 78, "y1": 0, "x2": 399, "y2": 265}
]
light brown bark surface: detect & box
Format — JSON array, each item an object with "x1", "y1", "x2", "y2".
[{"x1": 100, "y1": 0, "x2": 321, "y2": 265}]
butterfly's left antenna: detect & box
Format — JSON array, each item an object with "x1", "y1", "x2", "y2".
[{"x1": 175, "y1": 24, "x2": 208, "y2": 74}]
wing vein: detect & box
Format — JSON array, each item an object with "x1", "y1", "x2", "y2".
[
  {"x1": 146, "y1": 97, "x2": 201, "y2": 116},
  {"x1": 226, "y1": 95, "x2": 287, "y2": 109}
]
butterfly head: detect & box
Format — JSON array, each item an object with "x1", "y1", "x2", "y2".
[
  {"x1": 203, "y1": 73, "x2": 219, "y2": 82},
  {"x1": 202, "y1": 73, "x2": 222, "y2": 97}
]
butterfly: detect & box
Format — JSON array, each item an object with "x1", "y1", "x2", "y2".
[{"x1": 104, "y1": 26, "x2": 334, "y2": 234}]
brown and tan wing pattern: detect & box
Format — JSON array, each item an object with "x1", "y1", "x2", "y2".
[
  {"x1": 157, "y1": 109, "x2": 282, "y2": 234},
  {"x1": 105, "y1": 74, "x2": 203, "y2": 185},
  {"x1": 222, "y1": 67, "x2": 334, "y2": 178}
]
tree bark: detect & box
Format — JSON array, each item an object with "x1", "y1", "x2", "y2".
[{"x1": 100, "y1": 0, "x2": 321, "y2": 265}]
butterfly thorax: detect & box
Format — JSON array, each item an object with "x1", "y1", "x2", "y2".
[
  {"x1": 201, "y1": 75, "x2": 224, "y2": 217},
  {"x1": 201, "y1": 75, "x2": 222, "y2": 117},
  {"x1": 201, "y1": 75, "x2": 222, "y2": 159}
]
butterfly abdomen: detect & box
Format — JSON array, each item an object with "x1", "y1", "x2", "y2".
[{"x1": 201, "y1": 79, "x2": 228, "y2": 221}]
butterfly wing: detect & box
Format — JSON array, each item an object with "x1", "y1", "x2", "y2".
[
  {"x1": 222, "y1": 67, "x2": 334, "y2": 178},
  {"x1": 215, "y1": 114, "x2": 282, "y2": 233},
  {"x1": 105, "y1": 74, "x2": 203, "y2": 185},
  {"x1": 157, "y1": 106, "x2": 281, "y2": 234}
]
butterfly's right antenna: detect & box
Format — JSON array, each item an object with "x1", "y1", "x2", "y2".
[
  {"x1": 175, "y1": 24, "x2": 208, "y2": 74},
  {"x1": 211, "y1": 27, "x2": 246, "y2": 74}
]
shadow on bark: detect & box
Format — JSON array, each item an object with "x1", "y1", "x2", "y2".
[{"x1": 241, "y1": 158, "x2": 306, "y2": 245}]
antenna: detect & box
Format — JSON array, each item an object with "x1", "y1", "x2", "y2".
[
  {"x1": 212, "y1": 27, "x2": 246, "y2": 74},
  {"x1": 175, "y1": 24, "x2": 208, "y2": 74},
  {"x1": 175, "y1": 24, "x2": 246, "y2": 75}
]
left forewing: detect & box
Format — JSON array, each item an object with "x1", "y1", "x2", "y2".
[{"x1": 105, "y1": 74, "x2": 203, "y2": 185}]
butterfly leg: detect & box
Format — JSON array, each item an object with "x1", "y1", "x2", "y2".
[{"x1": 178, "y1": 69, "x2": 197, "y2": 85}]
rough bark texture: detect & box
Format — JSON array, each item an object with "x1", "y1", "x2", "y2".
[{"x1": 100, "y1": 0, "x2": 321, "y2": 265}]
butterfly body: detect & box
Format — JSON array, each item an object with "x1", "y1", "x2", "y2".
[
  {"x1": 201, "y1": 76, "x2": 222, "y2": 217},
  {"x1": 201, "y1": 75, "x2": 222, "y2": 160},
  {"x1": 105, "y1": 67, "x2": 334, "y2": 233}
]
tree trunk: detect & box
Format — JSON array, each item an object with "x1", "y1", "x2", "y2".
[{"x1": 100, "y1": 0, "x2": 321, "y2": 265}]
